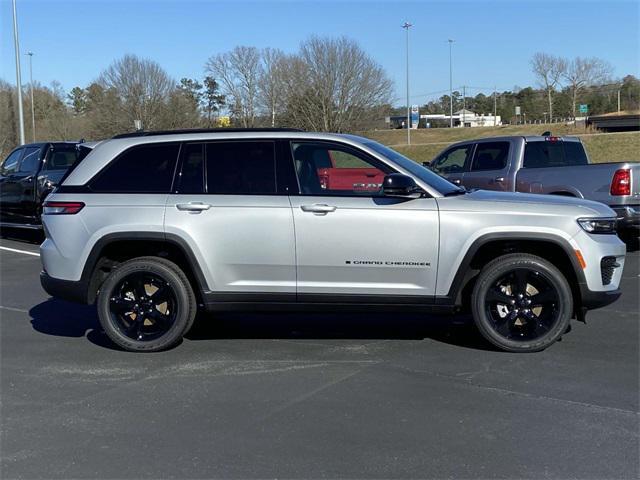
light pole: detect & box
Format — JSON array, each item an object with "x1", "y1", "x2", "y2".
[
  {"x1": 26, "y1": 51, "x2": 35, "y2": 142},
  {"x1": 12, "y1": 0, "x2": 25, "y2": 145},
  {"x1": 448, "y1": 39, "x2": 454, "y2": 128},
  {"x1": 402, "y1": 22, "x2": 412, "y2": 145}
]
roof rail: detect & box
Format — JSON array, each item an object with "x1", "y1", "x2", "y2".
[{"x1": 112, "y1": 127, "x2": 304, "y2": 139}]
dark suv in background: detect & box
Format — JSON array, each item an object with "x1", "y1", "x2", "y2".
[{"x1": 0, "y1": 141, "x2": 84, "y2": 228}]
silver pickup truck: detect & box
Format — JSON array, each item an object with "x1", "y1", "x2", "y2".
[{"x1": 427, "y1": 135, "x2": 639, "y2": 234}]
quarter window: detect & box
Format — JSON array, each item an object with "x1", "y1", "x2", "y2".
[
  {"x1": 205, "y1": 141, "x2": 276, "y2": 195},
  {"x1": 291, "y1": 142, "x2": 390, "y2": 195},
  {"x1": 470, "y1": 142, "x2": 509, "y2": 171},
  {"x1": 90, "y1": 143, "x2": 180, "y2": 193}
]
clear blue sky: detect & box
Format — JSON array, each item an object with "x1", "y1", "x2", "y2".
[{"x1": 1, "y1": 0, "x2": 639, "y2": 105}]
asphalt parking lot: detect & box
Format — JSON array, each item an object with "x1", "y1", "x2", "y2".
[{"x1": 1, "y1": 231, "x2": 638, "y2": 479}]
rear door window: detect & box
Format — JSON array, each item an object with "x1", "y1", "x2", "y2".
[
  {"x1": 523, "y1": 140, "x2": 588, "y2": 168},
  {"x1": 45, "y1": 146, "x2": 78, "y2": 171},
  {"x1": 205, "y1": 141, "x2": 276, "y2": 195},
  {"x1": 470, "y1": 142, "x2": 509, "y2": 171},
  {"x1": 90, "y1": 143, "x2": 180, "y2": 193},
  {"x1": 177, "y1": 143, "x2": 205, "y2": 194}
]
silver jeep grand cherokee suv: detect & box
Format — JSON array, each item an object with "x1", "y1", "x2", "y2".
[{"x1": 40, "y1": 128, "x2": 625, "y2": 353}]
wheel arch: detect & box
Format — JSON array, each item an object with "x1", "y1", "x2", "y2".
[
  {"x1": 441, "y1": 232, "x2": 587, "y2": 314},
  {"x1": 80, "y1": 232, "x2": 209, "y2": 304}
]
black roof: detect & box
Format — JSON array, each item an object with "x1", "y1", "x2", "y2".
[
  {"x1": 112, "y1": 128, "x2": 303, "y2": 139},
  {"x1": 20, "y1": 141, "x2": 80, "y2": 148}
]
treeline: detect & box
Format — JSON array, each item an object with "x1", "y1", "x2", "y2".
[
  {"x1": 0, "y1": 36, "x2": 392, "y2": 159},
  {"x1": 406, "y1": 54, "x2": 640, "y2": 124},
  {"x1": 1, "y1": 41, "x2": 639, "y2": 160}
]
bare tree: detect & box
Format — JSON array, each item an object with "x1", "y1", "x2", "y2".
[
  {"x1": 259, "y1": 48, "x2": 286, "y2": 127},
  {"x1": 281, "y1": 36, "x2": 393, "y2": 132},
  {"x1": 205, "y1": 46, "x2": 262, "y2": 127},
  {"x1": 531, "y1": 52, "x2": 566, "y2": 122},
  {"x1": 563, "y1": 56, "x2": 612, "y2": 117},
  {"x1": 98, "y1": 54, "x2": 175, "y2": 131}
]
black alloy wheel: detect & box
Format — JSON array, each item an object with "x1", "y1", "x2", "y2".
[
  {"x1": 109, "y1": 272, "x2": 177, "y2": 342},
  {"x1": 484, "y1": 267, "x2": 560, "y2": 341},
  {"x1": 97, "y1": 257, "x2": 197, "y2": 352},
  {"x1": 471, "y1": 253, "x2": 573, "y2": 352}
]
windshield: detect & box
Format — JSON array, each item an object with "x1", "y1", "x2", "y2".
[{"x1": 360, "y1": 139, "x2": 463, "y2": 196}]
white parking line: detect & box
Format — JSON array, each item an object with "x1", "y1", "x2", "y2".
[
  {"x1": 0, "y1": 246, "x2": 40, "y2": 257},
  {"x1": 0, "y1": 305, "x2": 29, "y2": 313}
]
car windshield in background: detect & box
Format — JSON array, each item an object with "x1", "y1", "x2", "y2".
[
  {"x1": 523, "y1": 140, "x2": 589, "y2": 168},
  {"x1": 359, "y1": 139, "x2": 463, "y2": 195}
]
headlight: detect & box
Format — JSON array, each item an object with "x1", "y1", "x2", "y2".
[{"x1": 577, "y1": 217, "x2": 617, "y2": 234}]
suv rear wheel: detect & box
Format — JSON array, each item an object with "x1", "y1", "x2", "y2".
[
  {"x1": 97, "y1": 257, "x2": 197, "y2": 352},
  {"x1": 471, "y1": 253, "x2": 572, "y2": 352}
]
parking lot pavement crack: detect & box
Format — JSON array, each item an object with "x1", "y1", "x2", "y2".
[
  {"x1": 254, "y1": 362, "x2": 379, "y2": 425},
  {"x1": 394, "y1": 364, "x2": 639, "y2": 417}
]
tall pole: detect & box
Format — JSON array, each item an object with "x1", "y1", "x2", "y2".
[
  {"x1": 448, "y1": 39, "x2": 454, "y2": 128},
  {"x1": 26, "y1": 52, "x2": 35, "y2": 142},
  {"x1": 12, "y1": 0, "x2": 25, "y2": 145},
  {"x1": 402, "y1": 22, "x2": 412, "y2": 145},
  {"x1": 462, "y1": 85, "x2": 466, "y2": 126},
  {"x1": 493, "y1": 86, "x2": 497, "y2": 126},
  {"x1": 617, "y1": 86, "x2": 621, "y2": 113}
]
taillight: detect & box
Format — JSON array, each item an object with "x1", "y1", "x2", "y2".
[
  {"x1": 42, "y1": 201, "x2": 85, "y2": 215},
  {"x1": 610, "y1": 169, "x2": 631, "y2": 196}
]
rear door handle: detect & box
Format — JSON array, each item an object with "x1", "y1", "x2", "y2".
[
  {"x1": 300, "y1": 204, "x2": 337, "y2": 214},
  {"x1": 176, "y1": 202, "x2": 211, "y2": 212},
  {"x1": 452, "y1": 179, "x2": 461, "y2": 185},
  {"x1": 494, "y1": 177, "x2": 505, "y2": 183}
]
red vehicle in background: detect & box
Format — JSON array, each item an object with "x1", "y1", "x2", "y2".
[{"x1": 313, "y1": 148, "x2": 385, "y2": 193}]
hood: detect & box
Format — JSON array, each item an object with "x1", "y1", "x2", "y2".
[{"x1": 441, "y1": 189, "x2": 615, "y2": 218}]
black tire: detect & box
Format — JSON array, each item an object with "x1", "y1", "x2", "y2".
[
  {"x1": 471, "y1": 253, "x2": 573, "y2": 353},
  {"x1": 97, "y1": 257, "x2": 197, "y2": 352}
]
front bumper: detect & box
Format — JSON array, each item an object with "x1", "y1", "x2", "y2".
[
  {"x1": 579, "y1": 285, "x2": 622, "y2": 310},
  {"x1": 611, "y1": 205, "x2": 640, "y2": 230}
]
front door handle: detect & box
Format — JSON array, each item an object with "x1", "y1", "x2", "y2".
[
  {"x1": 494, "y1": 177, "x2": 505, "y2": 183},
  {"x1": 300, "y1": 204, "x2": 337, "y2": 214},
  {"x1": 176, "y1": 202, "x2": 211, "y2": 212},
  {"x1": 452, "y1": 178, "x2": 461, "y2": 185}
]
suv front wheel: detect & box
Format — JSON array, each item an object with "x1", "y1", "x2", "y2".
[
  {"x1": 471, "y1": 253, "x2": 573, "y2": 353},
  {"x1": 97, "y1": 257, "x2": 197, "y2": 352}
]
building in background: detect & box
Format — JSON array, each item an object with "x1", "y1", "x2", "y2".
[{"x1": 421, "y1": 109, "x2": 502, "y2": 128}]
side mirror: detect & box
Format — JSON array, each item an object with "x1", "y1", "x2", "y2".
[
  {"x1": 422, "y1": 161, "x2": 431, "y2": 168},
  {"x1": 382, "y1": 173, "x2": 423, "y2": 199}
]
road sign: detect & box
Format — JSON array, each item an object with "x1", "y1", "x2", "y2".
[
  {"x1": 579, "y1": 104, "x2": 588, "y2": 114},
  {"x1": 515, "y1": 106, "x2": 521, "y2": 115},
  {"x1": 410, "y1": 105, "x2": 419, "y2": 129}
]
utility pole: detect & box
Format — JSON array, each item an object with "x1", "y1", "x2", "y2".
[
  {"x1": 617, "y1": 85, "x2": 621, "y2": 113},
  {"x1": 462, "y1": 85, "x2": 466, "y2": 127},
  {"x1": 448, "y1": 39, "x2": 454, "y2": 128},
  {"x1": 403, "y1": 22, "x2": 412, "y2": 145},
  {"x1": 493, "y1": 86, "x2": 497, "y2": 126},
  {"x1": 26, "y1": 51, "x2": 35, "y2": 142},
  {"x1": 12, "y1": 0, "x2": 25, "y2": 145}
]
